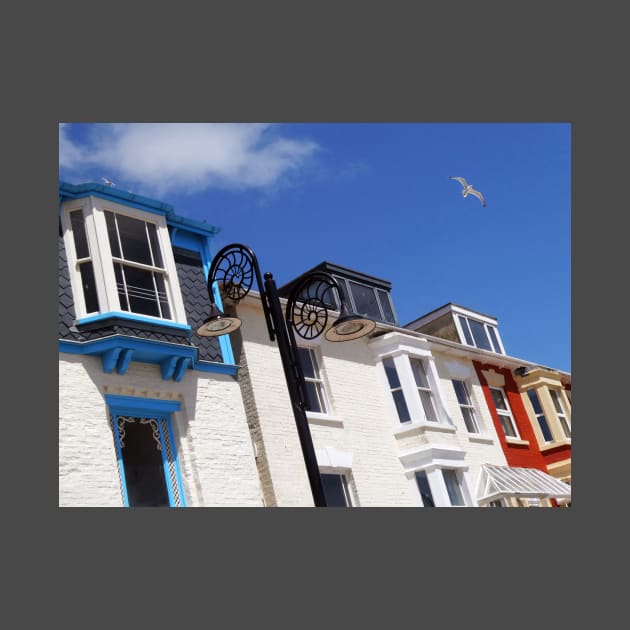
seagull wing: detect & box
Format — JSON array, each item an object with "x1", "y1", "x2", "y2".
[
  {"x1": 468, "y1": 188, "x2": 486, "y2": 207},
  {"x1": 449, "y1": 176, "x2": 468, "y2": 188}
]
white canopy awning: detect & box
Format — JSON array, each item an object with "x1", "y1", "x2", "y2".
[{"x1": 476, "y1": 464, "x2": 571, "y2": 505}]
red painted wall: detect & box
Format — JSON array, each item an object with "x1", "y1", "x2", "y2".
[{"x1": 474, "y1": 361, "x2": 548, "y2": 470}]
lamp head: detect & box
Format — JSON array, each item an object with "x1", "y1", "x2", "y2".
[
  {"x1": 196, "y1": 303, "x2": 242, "y2": 337},
  {"x1": 325, "y1": 311, "x2": 376, "y2": 342}
]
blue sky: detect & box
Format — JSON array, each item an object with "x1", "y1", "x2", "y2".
[{"x1": 59, "y1": 122, "x2": 571, "y2": 372}]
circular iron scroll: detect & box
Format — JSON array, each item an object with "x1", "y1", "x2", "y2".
[
  {"x1": 287, "y1": 273, "x2": 339, "y2": 340},
  {"x1": 210, "y1": 246, "x2": 256, "y2": 302}
]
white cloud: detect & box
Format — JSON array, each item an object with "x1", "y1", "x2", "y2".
[{"x1": 59, "y1": 123, "x2": 320, "y2": 196}]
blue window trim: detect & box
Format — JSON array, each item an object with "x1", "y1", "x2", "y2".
[
  {"x1": 77, "y1": 312, "x2": 192, "y2": 333},
  {"x1": 59, "y1": 180, "x2": 237, "y2": 373},
  {"x1": 59, "y1": 336, "x2": 238, "y2": 379},
  {"x1": 106, "y1": 395, "x2": 186, "y2": 507}
]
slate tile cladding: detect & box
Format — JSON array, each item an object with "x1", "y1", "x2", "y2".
[
  {"x1": 172, "y1": 246, "x2": 222, "y2": 363},
  {"x1": 58, "y1": 234, "x2": 222, "y2": 363}
]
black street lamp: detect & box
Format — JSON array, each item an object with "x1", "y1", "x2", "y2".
[{"x1": 196, "y1": 243, "x2": 376, "y2": 507}]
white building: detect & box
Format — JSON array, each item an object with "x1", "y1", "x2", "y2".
[
  {"x1": 58, "y1": 181, "x2": 263, "y2": 507},
  {"x1": 59, "y1": 182, "x2": 570, "y2": 508}
]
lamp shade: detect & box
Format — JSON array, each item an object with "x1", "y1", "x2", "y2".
[
  {"x1": 325, "y1": 313, "x2": 376, "y2": 342},
  {"x1": 196, "y1": 304, "x2": 242, "y2": 337}
]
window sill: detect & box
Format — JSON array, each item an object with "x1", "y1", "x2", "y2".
[
  {"x1": 306, "y1": 412, "x2": 344, "y2": 428},
  {"x1": 394, "y1": 421, "x2": 456, "y2": 438},
  {"x1": 540, "y1": 438, "x2": 571, "y2": 451},
  {"x1": 467, "y1": 433, "x2": 495, "y2": 445},
  {"x1": 505, "y1": 437, "x2": 530, "y2": 447}
]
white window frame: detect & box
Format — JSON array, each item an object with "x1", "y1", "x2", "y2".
[
  {"x1": 60, "y1": 196, "x2": 187, "y2": 324},
  {"x1": 489, "y1": 386, "x2": 520, "y2": 439},
  {"x1": 455, "y1": 314, "x2": 505, "y2": 354},
  {"x1": 297, "y1": 346, "x2": 331, "y2": 416},
  {"x1": 380, "y1": 351, "x2": 450, "y2": 427},
  {"x1": 320, "y1": 471, "x2": 354, "y2": 507},
  {"x1": 452, "y1": 378, "x2": 481, "y2": 434},
  {"x1": 410, "y1": 465, "x2": 472, "y2": 507},
  {"x1": 549, "y1": 388, "x2": 571, "y2": 438}
]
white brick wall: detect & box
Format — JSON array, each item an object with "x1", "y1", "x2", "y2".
[
  {"x1": 59, "y1": 353, "x2": 263, "y2": 507},
  {"x1": 236, "y1": 302, "x2": 419, "y2": 507}
]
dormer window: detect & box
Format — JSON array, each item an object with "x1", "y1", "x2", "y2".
[
  {"x1": 279, "y1": 262, "x2": 398, "y2": 326},
  {"x1": 456, "y1": 314, "x2": 504, "y2": 354},
  {"x1": 333, "y1": 276, "x2": 397, "y2": 325},
  {"x1": 60, "y1": 196, "x2": 187, "y2": 326},
  {"x1": 404, "y1": 303, "x2": 506, "y2": 355}
]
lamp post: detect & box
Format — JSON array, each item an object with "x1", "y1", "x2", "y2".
[{"x1": 196, "y1": 243, "x2": 376, "y2": 507}]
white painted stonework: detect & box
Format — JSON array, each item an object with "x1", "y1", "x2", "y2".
[{"x1": 59, "y1": 354, "x2": 264, "y2": 507}]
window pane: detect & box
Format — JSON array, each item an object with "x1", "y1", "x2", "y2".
[
  {"x1": 410, "y1": 358, "x2": 430, "y2": 389},
  {"x1": 105, "y1": 211, "x2": 121, "y2": 258},
  {"x1": 114, "y1": 263, "x2": 130, "y2": 311},
  {"x1": 419, "y1": 390, "x2": 438, "y2": 422},
  {"x1": 415, "y1": 471, "x2": 435, "y2": 507},
  {"x1": 298, "y1": 347, "x2": 315, "y2": 379},
  {"x1": 116, "y1": 214, "x2": 153, "y2": 264},
  {"x1": 321, "y1": 473, "x2": 350, "y2": 507},
  {"x1": 79, "y1": 262, "x2": 99, "y2": 313},
  {"x1": 376, "y1": 289, "x2": 396, "y2": 324},
  {"x1": 442, "y1": 469, "x2": 465, "y2": 506},
  {"x1": 549, "y1": 390, "x2": 564, "y2": 414},
  {"x1": 469, "y1": 319, "x2": 492, "y2": 351},
  {"x1": 499, "y1": 415, "x2": 517, "y2": 437},
  {"x1": 527, "y1": 389, "x2": 544, "y2": 414},
  {"x1": 537, "y1": 415, "x2": 554, "y2": 442},
  {"x1": 146, "y1": 222, "x2": 164, "y2": 268},
  {"x1": 490, "y1": 388, "x2": 508, "y2": 411},
  {"x1": 304, "y1": 381, "x2": 324, "y2": 414},
  {"x1": 70, "y1": 210, "x2": 90, "y2": 259},
  {"x1": 528, "y1": 390, "x2": 553, "y2": 441},
  {"x1": 487, "y1": 326, "x2": 501, "y2": 353},
  {"x1": 453, "y1": 380, "x2": 468, "y2": 405},
  {"x1": 122, "y1": 265, "x2": 161, "y2": 317},
  {"x1": 461, "y1": 408, "x2": 479, "y2": 433},
  {"x1": 383, "y1": 357, "x2": 401, "y2": 388},
  {"x1": 154, "y1": 273, "x2": 171, "y2": 319},
  {"x1": 458, "y1": 316, "x2": 474, "y2": 345},
  {"x1": 119, "y1": 418, "x2": 170, "y2": 507},
  {"x1": 559, "y1": 416, "x2": 571, "y2": 438},
  {"x1": 392, "y1": 390, "x2": 411, "y2": 422},
  {"x1": 348, "y1": 280, "x2": 382, "y2": 320}
]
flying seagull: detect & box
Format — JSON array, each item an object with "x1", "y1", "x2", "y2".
[
  {"x1": 102, "y1": 177, "x2": 115, "y2": 187},
  {"x1": 449, "y1": 176, "x2": 486, "y2": 207}
]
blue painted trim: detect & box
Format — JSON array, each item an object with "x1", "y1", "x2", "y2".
[
  {"x1": 210, "y1": 281, "x2": 236, "y2": 366},
  {"x1": 59, "y1": 338, "x2": 239, "y2": 377},
  {"x1": 77, "y1": 312, "x2": 192, "y2": 332},
  {"x1": 158, "y1": 424, "x2": 176, "y2": 507},
  {"x1": 117, "y1": 348, "x2": 134, "y2": 374},
  {"x1": 105, "y1": 394, "x2": 181, "y2": 414},
  {"x1": 170, "y1": 229, "x2": 206, "y2": 257},
  {"x1": 192, "y1": 360, "x2": 239, "y2": 376},
  {"x1": 102, "y1": 347, "x2": 122, "y2": 373},
  {"x1": 59, "y1": 181, "x2": 220, "y2": 235},
  {"x1": 59, "y1": 336, "x2": 196, "y2": 359},
  {"x1": 160, "y1": 356, "x2": 178, "y2": 380},
  {"x1": 110, "y1": 415, "x2": 130, "y2": 507},
  {"x1": 59, "y1": 181, "x2": 174, "y2": 217},
  {"x1": 168, "y1": 213, "x2": 220, "y2": 236},
  {"x1": 106, "y1": 396, "x2": 185, "y2": 507},
  {"x1": 173, "y1": 357, "x2": 192, "y2": 382}
]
